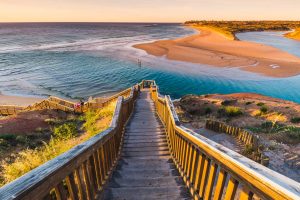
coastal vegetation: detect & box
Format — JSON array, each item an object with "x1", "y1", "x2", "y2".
[
  {"x1": 0, "y1": 102, "x2": 115, "y2": 186},
  {"x1": 285, "y1": 28, "x2": 300, "y2": 40},
  {"x1": 175, "y1": 93, "x2": 300, "y2": 180},
  {"x1": 176, "y1": 94, "x2": 300, "y2": 143},
  {"x1": 185, "y1": 20, "x2": 300, "y2": 40}
]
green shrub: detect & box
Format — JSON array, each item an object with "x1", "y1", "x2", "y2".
[
  {"x1": 245, "y1": 101, "x2": 253, "y2": 105},
  {"x1": 284, "y1": 126, "x2": 300, "y2": 140},
  {"x1": 204, "y1": 107, "x2": 212, "y2": 115},
  {"x1": 291, "y1": 117, "x2": 300, "y2": 123},
  {"x1": 261, "y1": 121, "x2": 273, "y2": 129},
  {"x1": 256, "y1": 102, "x2": 265, "y2": 106},
  {"x1": 0, "y1": 134, "x2": 16, "y2": 141},
  {"x1": 0, "y1": 139, "x2": 9, "y2": 148},
  {"x1": 53, "y1": 123, "x2": 77, "y2": 140},
  {"x1": 224, "y1": 106, "x2": 243, "y2": 117},
  {"x1": 260, "y1": 105, "x2": 268, "y2": 114},
  {"x1": 221, "y1": 99, "x2": 237, "y2": 106},
  {"x1": 15, "y1": 136, "x2": 28, "y2": 144},
  {"x1": 242, "y1": 144, "x2": 255, "y2": 155}
]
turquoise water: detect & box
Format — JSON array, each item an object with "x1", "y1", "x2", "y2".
[{"x1": 0, "y1": 23, "x2": 300, "y2": 103}]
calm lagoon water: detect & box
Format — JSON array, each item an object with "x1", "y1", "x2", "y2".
[{"x1": 0, "y1": 23, "x2": 300, "y2": 103}]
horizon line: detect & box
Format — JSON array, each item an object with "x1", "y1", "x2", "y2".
[{"x1": 1, "y1": 20, "x2": 300, "y2": 24}]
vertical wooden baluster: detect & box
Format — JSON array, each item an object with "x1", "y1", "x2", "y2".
[
  {"x1": 66, "y1": 173, "x2": 79, "y2": 200},
  {"x1": 93, "y1": 151, "x2": 102, "y2": 190},
  {"x1": 99, "y1": 147, "x2": 106, "y2": 183},
  {"x1": 178, "y1": 137, "x2": 183, "y2": 167},
  {"x1": 88, "y1": 156, "x2": 98, "y2": 195},
  {"x1": 172, "y1": 127, "x2": 177, "y2": 157},
  {"x1": 113, "y1": 134, "x2": 118, "y2": 162},
  {"x1": 110, "y1": 136, "x2": 116, "y2": 165},
  {"x1": 239, "y1": 186, "x2": 254, "y2": 200},
  {"x1": 82, "y1": 161, "x2": 93, "y2": 200},
  {"x1": 169, "y1": 125, "x2": 174, "y2": 156},
  {"x1": 194, "y1": 153, "x2": 204, "y2": 194},
  {"x1": 167, "y1": 118, "x2": 172, "y2": 151},
  {"x1": 180, "y1": 139, "x2": 187, "y2": 169},
  {"x1": 106, "y1": 140, "x2": 112, "y2": 171},
  {"x1": 108, "y1": 139, "x2": 113, "y2": 170},
  {"x1": 102, "y1": 144, "x2": 108, "y2": 177},
  {"x1": 54, "y1": 181, "x2": 68, "y2": 200},
  {"x1": 183, "y1": 142, "x2": 191, "y2": 176},
  {"x1": 174, "y1": 133, "x2": 179, "y2": 161},
  {"x1": 198, "y1": 158, "x2": 210, "y2": 198},
  {"x1": 224, "y1": 177, "x2": 239, "y2": 200},
  {"x1": 74, "y1": 168, "x2": 85, "y2": 200},
  {"x1": 189, "y1": 147, "x2": 197, "y2": 186},
  {"x1": 204, "y1": 163, "x2": 217, "y2": 200},
  {"x1": 76, "y1": 166, "x2": 89, "y2": 200},
  {"x1": 186, "y1": 144, "x2": 193, "y2": 183},
  {"x1": 213, "y1": 169, "x2": 227, "y2": 200}
]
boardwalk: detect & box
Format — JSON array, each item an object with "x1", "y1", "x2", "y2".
[{"x1": 102, "y1": 90, "x2": 190, "y2": 199}]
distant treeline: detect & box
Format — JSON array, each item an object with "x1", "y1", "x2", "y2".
[{"x1": 185, "y1": 20, "x2": 300, "y2": 33}]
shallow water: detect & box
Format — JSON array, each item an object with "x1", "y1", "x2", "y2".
[
  {"x1": 236, "y1": 31, "x2": 300, "y2": 58},
  {"x1": 0, "y1": 23, "x2": 300, "y2": 103}
]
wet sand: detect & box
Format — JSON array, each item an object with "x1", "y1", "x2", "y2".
[{"x1": 134, "y1": 26, "x2": 300, "y2": 78}]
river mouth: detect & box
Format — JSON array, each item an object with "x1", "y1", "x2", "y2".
[{"x1": 0, "y1": 23, "x2": 300, "y2": 103}]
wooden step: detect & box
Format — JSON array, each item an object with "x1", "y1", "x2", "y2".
[
  {"x1": 102, "y1": 186, "x2": 190, "y2": 200},
  {"x1": 123, "y1": 142, "x2": 168, "y2": 148},
  {"x1": 107, "y1": 176, "x2": 183, "y2": 188}
]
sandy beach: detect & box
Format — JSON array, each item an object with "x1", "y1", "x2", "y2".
[
  {"x1": 0, "y1": 94, "x2": 44, "y2": 107},
  {"x1": 134, "y1": 26, "x2": 300, "y2": 78}
]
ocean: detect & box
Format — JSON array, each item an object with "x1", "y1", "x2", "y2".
[{"x1": 0, "y1": 23, "x2": 300, "y2": 103}]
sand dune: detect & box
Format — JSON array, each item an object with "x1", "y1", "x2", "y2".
[{"x1": 134, "y1": 26, "x2": 300, "y2": 78}]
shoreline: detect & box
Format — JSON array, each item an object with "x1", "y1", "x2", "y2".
[{"x1": 133, "y1": 25, "x2": 300, "y2": 78}]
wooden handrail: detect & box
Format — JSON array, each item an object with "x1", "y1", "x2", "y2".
[
  {"x1": 48, "y1": 96, "x2": 76, "y2": 108},
  {"x1": 0, "y1": 86, "x2": 139, "y2": 200},
  {"x1": 150, "y1": 84, "x2": 300, "y2": 200},
  {"x1": 0, "y1": 105, "x2": 24, "y2": 115}
]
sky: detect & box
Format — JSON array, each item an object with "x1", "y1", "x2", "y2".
[{"x1": 0, "y1": 0, "x2": 299, "y2": 22}]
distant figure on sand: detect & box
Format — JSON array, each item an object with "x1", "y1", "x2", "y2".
[{"x1": 137, "y1": 59, "x2": 142, "y2": 68}]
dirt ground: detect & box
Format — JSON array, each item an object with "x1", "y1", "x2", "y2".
[
  {"x1": 0, "y1": 109, "x2": 76, "y2": 135},
  {"x1": 0, "y1": 109, "x2": 80, "y2": 163}
]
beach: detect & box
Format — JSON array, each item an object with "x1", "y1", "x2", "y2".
[
  {"x1": 134, "y1": 26, "x2": 300, "y2": 78},
  {"x1": 0, "y1": 94, "x2": 44, "y2": 107}
]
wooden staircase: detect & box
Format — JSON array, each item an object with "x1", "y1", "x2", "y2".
[
  {"x1": 101, "y1": 90, "x2": 191, "y2": 200},
  {"x1": 1, "y1": 81, "x2": 299, "y2": 200}
]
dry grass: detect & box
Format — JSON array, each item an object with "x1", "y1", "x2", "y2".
[
  {"x1": 0, "y1": 102, "x2": 115, "y2": 186},
  {"x1": 196, "y1": 25, "x2": 235, "y2": 40}
]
